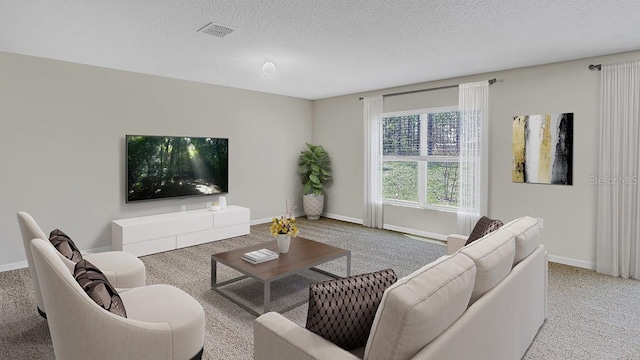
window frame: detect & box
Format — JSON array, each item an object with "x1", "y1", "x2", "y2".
[{"x1": 381, "y1": 105, "x2": 460, "y2": 212}]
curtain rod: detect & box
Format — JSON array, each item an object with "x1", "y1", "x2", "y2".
[
  {"x1": 358, "y1": 78, "x2": 497, "y2": 101},
  {"x1": 589, "y1": 64, "x2": 602, "y2": 71}
]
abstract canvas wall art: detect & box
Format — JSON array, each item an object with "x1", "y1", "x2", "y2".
[{"x1": 512, "y1": 113, "x2": 573, "y2": 185}]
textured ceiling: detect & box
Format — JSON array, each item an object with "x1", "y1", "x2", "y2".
[{"x1": 1, "y1": 0, "x2": 639, "y2": 100}]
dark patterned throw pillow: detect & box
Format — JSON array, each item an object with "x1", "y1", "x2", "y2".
[
  {"x1": 465, "y1": 216, "x2": 504, "y2": 245},
  {"x1": 305, "y1": 268, "x2": 397, "y2": 350},
  {"x1": 49, "y1": 229, "x2": 83, "y2": 262},
  {"x1": 74, "y1": 259, "x2": 127, "y2": 318}
]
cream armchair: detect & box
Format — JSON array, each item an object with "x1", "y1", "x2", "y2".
[
  {"x1": 446, "y1": 234, "x2": 469, "y2": 255},
  {"x1": 30, "y1": 238, "x2": 205, "y2": 360},
  {"x1": 17, "y1": 211, "x2": 146, "y2": 317}
]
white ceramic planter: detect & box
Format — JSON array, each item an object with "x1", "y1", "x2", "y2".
[{"x1": 303, "y1": 193, "x2": 324, "y2": 220}]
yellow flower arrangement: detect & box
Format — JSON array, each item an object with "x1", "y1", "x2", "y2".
[
  {"x1": 270, "y1": 200, "x2": 299, "y2": 237},
  {"x1": 270, "y1": 216, "x2": 299, "y2": 237}
]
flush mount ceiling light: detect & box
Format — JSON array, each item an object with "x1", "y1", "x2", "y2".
[{"x1": 262, "y1": 59, "x2": 276, "y2": 76}]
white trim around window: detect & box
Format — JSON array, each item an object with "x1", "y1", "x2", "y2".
[{"x1": 381, "y1": 105, "x2": 460, "y2": 212}]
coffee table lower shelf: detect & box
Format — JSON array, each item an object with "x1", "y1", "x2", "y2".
[
  {"x1": 211, "y1": 266, "x2": 347, "y2": 317},
  {"x1": 210, "y1": 237, "x2": 351, "y2": 317}
]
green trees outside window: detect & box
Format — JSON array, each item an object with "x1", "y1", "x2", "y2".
[{"x1": 381, "y1": 108, "x2": 460, "y2": 209}]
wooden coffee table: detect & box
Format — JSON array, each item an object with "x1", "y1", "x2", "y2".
[{"x1": 211, "y1": 237, "x2": 351, "y2": 316}]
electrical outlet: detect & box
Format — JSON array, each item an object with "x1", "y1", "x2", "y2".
[
  {"x1": 535, "y1": 217, "x2": 544, "y2": 229},
  {"x1": 181, "y1": 205, "x2": 187, "y2": 212}
]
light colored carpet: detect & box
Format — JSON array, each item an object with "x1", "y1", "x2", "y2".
[
  {"x1": 526, "y1": 263, "x2": 640, "y2": 359},
  {"x1": 1, "y1": 217, "x2": 640, "y2": 359}
]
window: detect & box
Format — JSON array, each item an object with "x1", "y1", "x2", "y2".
[{"x1": 381, "y1": 107, "x2": 460, "y2": 210}]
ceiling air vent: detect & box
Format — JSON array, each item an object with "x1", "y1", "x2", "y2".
[{"x1": 198, "y1": 22, "x2": 234, "y2": 38}]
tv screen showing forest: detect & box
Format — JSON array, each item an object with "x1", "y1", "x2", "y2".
[{"x1": 126, "y1": 135, "x2": 229, "y2": 203}]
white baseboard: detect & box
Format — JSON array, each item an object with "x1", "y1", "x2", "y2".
[
  {"x1": 548, "y1": 254, "x2": 596, "y2": 270},
  {"x1": 255, "y1": 212, "x2": 362, "y2": 225},
  {"x1": 0, "y1": 260, "x2": 28, "y2": 272},
  {"x1": 249, "y1": 211, "x2": 304, "y2": 225},
  {"x1": 0, "y1": 245, "x2": 113, "y2": 273},
  {"x1": 250, "y1": 217, "x2": 273, "y2": 226},
  {"x1": 383, "y1": 224, "x2": 447, "y2": 241},
  {"x1": 251, "y1": 211, "x2": 306, "y2": 226},
  {"x1": 256, "y1": 212, "x2": 366, "y2": 226},
  {"x1": 320, "y1": 214, "x2": 447, "y2": 241},
  {"x1": 321, "y1": 213, "x2": 363, "y2": 224}
]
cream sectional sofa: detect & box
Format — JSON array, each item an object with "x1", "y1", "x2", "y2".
[{"x1": 254, "y1": 216, "x2": 547, "y2": 360}]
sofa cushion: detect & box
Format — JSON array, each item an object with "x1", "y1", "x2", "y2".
[
  {"x1": 305, "y1": 268, "x2": 397, "y2": 350},
  {"x1": 364, "y1": 253, "x2": 476, "y2": 360},
  {"x1": 49, "y1": 229, "x2": 83, "y2": 263},
  {"x1": 460, "y1": 229, "x2": 515, "y2": 304},
  {"x1": 501, "y1": 216, "x2": 540, "y2": 265},
  {"x1": 74, "y1": 259, "x2": 127, "y2": 318},
  {"x1": 466, "y1": 216, "x2": 504, "y2": 245}
]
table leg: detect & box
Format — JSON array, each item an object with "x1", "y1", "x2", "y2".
[
  {"x1": 211, "y1": 258, "x2": 217, "y2": 288},
  {"x1": 347, "y1": 252, "x2": 351, "y2": 276},
  {"x1": 264, "y1": 281, "x2": 271, "y2": 313}
]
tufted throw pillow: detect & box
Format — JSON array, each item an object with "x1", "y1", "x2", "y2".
[
  {"x1": 465, "y1": 216, "x2": 504, "y2": 245},
  {"x1": 305, "y1": 268, "x2": 397, "y2": 350},
  {"x1": 49, "y1": 229, "x2": 83, "y2": 262},
  {"x1": 74, "y1": 259, "x2": 127, "y2": 318}
]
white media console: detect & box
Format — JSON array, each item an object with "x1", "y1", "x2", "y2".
[{"x1": 112, "y1": 205, "x2": 250, "y2": 257}]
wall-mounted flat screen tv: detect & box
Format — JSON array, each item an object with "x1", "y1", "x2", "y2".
[{"x1": 126, "y1": 135, "x2": 228, "y2": 203}]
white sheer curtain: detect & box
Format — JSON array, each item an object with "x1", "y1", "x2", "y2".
[
  {"x1": 596, "y1": 60, "x2": 640, "y2": 279},
  {"x1": 363, "y1": 96, "x2": 384, "y2": 228},
  {"x1": 457, "y1": 81, "x2": 489, "y2": 235}
]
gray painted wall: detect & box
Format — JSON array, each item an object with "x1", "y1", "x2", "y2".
[
  {"x1": 1, "y1": 52, "x2": 312, "y2": 268},
  {"x1": 313, "y1": 50, "x2": 640, "y2": 268},
  {"x1": 4, "y1": 49, "x2": 640, "y2": 269}
]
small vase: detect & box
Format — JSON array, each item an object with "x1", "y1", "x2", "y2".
[{"x1": 277, "y1": 234, "x2": 291, "y2": 253}]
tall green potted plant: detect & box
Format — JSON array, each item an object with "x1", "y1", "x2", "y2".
[{"x1": 298, "y1": 143, "x2": 332, "y2": 220}]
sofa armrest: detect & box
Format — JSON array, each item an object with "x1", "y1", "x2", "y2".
[
  {"x1": 254, "y1": 312, "x2": 361, "y2": 360},
  {"x1": 447, "y1": 234, "x2": 469, "y2": 255}
]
